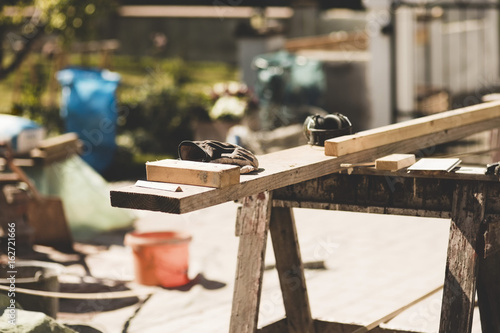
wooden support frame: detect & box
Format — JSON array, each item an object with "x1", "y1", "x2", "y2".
[
  {"x1": 112, "y1": 105, "x2": 500, "y2": 215},
  {"x1": 230, "y1": 192, "x2": 272, "y2": 333},
  {"x1": 269, "y1": 207, "x2": 315, "y2": 333},
  {"x1": 439, "y1": 182, "x2": 485, "y2": 332},
  {"x1": 109, "y1": 101, "x2": 500, "y2": 333}
]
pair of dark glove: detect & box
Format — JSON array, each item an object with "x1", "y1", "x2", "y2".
[{"x1": 178, "y1": 140, "x2": 259, "y2": 174}]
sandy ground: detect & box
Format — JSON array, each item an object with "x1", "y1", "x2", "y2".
[{"x1": 46, "y1": 195, "x2": 483, "y2": 333}]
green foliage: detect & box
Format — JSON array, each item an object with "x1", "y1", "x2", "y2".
[
  {"x1": 10, "y1": 55, "x2": 63, "y2": 134},
  {"x1": 119, "y1": 83, "x2": 211, "y2": 156},
  {"x1": 1, "y1": 0, "x2": 117, "y2": 41}
]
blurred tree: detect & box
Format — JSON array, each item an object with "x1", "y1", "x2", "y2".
[{"x1": 0, "y1": 0, "x2": 117, "y2": 80}]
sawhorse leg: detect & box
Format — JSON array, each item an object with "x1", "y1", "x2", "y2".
[
  {"x1": 230, "y1": 194, "x2": 314, "y2": 333},
  {"x1": 230, "y1": 192, "x2": 272, "y2": 333},
  {"x1": 439, "y1": 182, "x2": 485, "y2": 332},
  {"x1": 269, "y1": 207, "x2": 315, "y2": 333},
  {"x1": 477, "y1": 217, "x2": 500, "y2": 333}
]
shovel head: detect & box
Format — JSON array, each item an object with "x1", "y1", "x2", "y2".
[{"x1": 27, "y1": 196, "x2": 73, "y2": 252}]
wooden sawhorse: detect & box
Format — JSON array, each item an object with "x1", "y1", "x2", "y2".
[
  {"x1": 230, "y1": 169, "x2": 500, "y2": 333},
  {"x1": 111, "y1": 101, "x2": 500, "y2": 332}
]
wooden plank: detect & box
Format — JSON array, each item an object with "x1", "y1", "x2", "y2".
[
  {"x1": 325, "y1": 100, "x2": 500, "y2": 157},
  {"x1": 110, "y1": 117, "x2": 500, "y2": 214},
  {"x1": 258, "y1": 319, "x2": 421, "y2": 333},
  {"x1": 439, "y1": 182, "x2": 485, "y2": 333},
  {"x1": 269, "y1": 207, "x2": 315, "y2": 333},
  {"x1": 230, "y1": 192, "x2": 272, "y2": 333},
  {"x1": 272, "y1": 173, "x2": 456, "y2": 215},
  {"x1": 375, "y1": 154, "x2": 415, "y2": 171},
  {"x1": 0, "y1": 173, "x2": 21, "y2": 184},
  {"x1": 351, "y1": 285, "x2": 443, "y2": 333},
  {"x1": 285, "y1": 32, "x2": 368, "y2": 52},
  {"x1": 30, "y1": 132, "x2": 81, "y2": 163},
  {"x1": 27, "y1": 197, "x2": 73, "y2": 252},
  {"x1": 312, "y1": 320, "x2": 423, "y2": 333},
  {"x1": 146, "y1": 159, "x2": 240, "y2": 188},
  {"x1": 272, "y1": 200, "x2": 451, "y2": 219}
]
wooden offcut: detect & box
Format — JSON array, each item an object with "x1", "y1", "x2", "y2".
[
  {"x1": 146, "y1": 159, "x2": 240, "y2": 188},
  {"x1": 375, "y1": 154, "x2": 415, "y2": 171},
  {"x1": 27, "y1": 197, "x2": 73, "y2": 251},
  {"x1": 30, "y1": 132, "x2": 81, "y2": 164},
  {"x1": 325, "y1": 100, "x2": 500, "y2": 156}
]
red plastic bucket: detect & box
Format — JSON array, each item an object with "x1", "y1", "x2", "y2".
[{"x1": 124, "y1": 231, "x2": 192, "y2": 288}]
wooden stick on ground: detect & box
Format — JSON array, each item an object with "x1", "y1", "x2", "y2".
[{"x1": 351, "y1": 285, "x2": 443, "y2": 333}]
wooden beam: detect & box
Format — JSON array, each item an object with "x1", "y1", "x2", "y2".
[
  {"x1": 230, "y1": 192, "x2": 272, "y2": 333},
  {"x1": 325, "y1": 101, "x2": 500, "y2": 157},
  {"x1": 351, "y1": 285, "x2": 443, "y2": 333},
  {"x1": 483, "y1": 219, "x2": 500, "y2": 258},
  {"x1": 30, "y1": 132, "x2": 81, "y2": 164},
  {"x1": 439, "y1": 182, "x2": 485, "y2": 332},
  {"x1": 258, "y1": 319, "x2": 425, "y2": 333},
  {"x1": 269, "y1": 207, "x2": 315, "y2": 333},
  {"x1": 272, "y1": 173, "x2": 456, "y2": 215},
  {"x1": 476, "y1": 238, "x2": 500, "y2": 332}
]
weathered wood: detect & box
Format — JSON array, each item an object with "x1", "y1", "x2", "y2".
[
  {"x1": 375, "y1": 154, "x2": 416, "y2": 171},
  {"x1": 350, "y1": 165, "x2": 497, "y2": 182},
  {"x1": 146, "y1": 159, "x2": 240, "y2": 188},
  {"x1": 439, "y1": 182, "x2": 486, "y2": 333},
  {"x1": 258, "y1": 319, "x2": 422, "y2": 333},
  {"x1": 312, "y1": 320, "x2": 423, "y2": 333},
  {"x1": 269, "y1": 207, "x2": 315, "y2": 333},
  {"x1": 285, "y1": 32, "x2": 368, "y2": 52},
  {"x1": 272, "y1": 173, "x2": 455, "y2": 216},
  {"x1": 0, "y1": 173, "x2": 21, "y2": 184},
  {"x1": 325, "y1": 100, "x2": 500, "y2": 156},
  {"x1": 483, "y1": 219, "x2": 500, "y2": 258},
  {"x1": 30, "y1": 132, "x2": 81, "y2": 164},
  {"x1": 27, "y1": 197, "x2": 73, "y2": 252},
  {"x1": 476, "y1": 241, "x2": 500, "y2": 333},
  {"x1": 230, "y1": 192, "x2": 272, "y2": 333},
  {"x1": 257, "y1": 318, "x2": 288, "y2": 333},
  {"x1": 111, "y1": 117, "x2": 500, "y2": 214},
  {"x1": 352, "y1": 285, "x2": 443, "y2": 333}
]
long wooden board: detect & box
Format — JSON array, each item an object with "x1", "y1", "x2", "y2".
[
  {"x1": 325, "y1": 100, "x2": 500, "y2": 156},
  {"x1": 111, "y1": 111, "x2": 500, "y2": 215}
]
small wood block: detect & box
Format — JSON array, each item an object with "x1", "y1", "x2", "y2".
[
  {"x1": 146, "y1": 159, "x2": 240, "y2": 188},
  {"x1": 30, "y1": 132, "x2": 81, "y2": 163},
  {"x1": 375, "y1": 154, "x2": 416, "y2": 171}
]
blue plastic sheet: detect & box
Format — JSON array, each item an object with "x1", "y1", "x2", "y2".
[
  {"x1": 0, "y1": 114, "x2": 45, "y2": 154},
  {"x1": 57, "y1": 67, "x2": 121, "y2": 173}
]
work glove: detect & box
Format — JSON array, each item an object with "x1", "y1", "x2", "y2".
[{"x1": 178, "y1": 140, "x2": 259, "y2": 174}]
